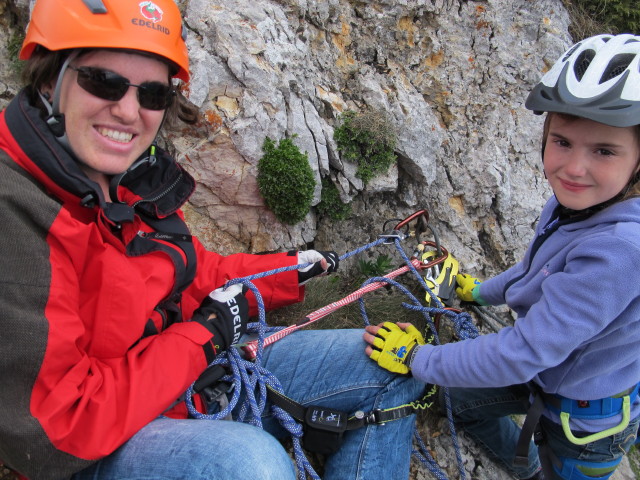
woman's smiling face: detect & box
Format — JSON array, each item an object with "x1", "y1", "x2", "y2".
[
  {"x1": 543, "y1": 114, "x2": 640, "y2": 210},
  {"x1": 48, "y1": 49, "x2": 170, "y2": 191}
]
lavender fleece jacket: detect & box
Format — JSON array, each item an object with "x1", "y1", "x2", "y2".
[{"x1": 411, "y1": 196, "x2": 640, "y2": 428}]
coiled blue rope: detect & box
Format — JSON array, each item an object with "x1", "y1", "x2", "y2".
[{"x1": 184, "y1": 235, "x2": 480, "y2": 479}]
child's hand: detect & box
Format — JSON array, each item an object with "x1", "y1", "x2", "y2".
[
  {"x1": 455, "y1": 273, "x2": 486, "y2": 305},
  {"x1": 364, "y1": 322, "x2": 425, "y2": 374}
]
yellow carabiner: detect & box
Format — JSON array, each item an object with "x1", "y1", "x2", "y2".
[{"x1": 560, "y1": 395, "x2": 631, "y2": 446}]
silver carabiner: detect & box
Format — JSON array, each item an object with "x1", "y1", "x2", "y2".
[
  {"x1": 424, "y1": 263, "x2": 441, "y2": 284},
  {"x1": 378, "y1": 230, "x2": 406, "y2": 244}
]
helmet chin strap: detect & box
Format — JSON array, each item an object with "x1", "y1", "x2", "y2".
[{"x1": 39, "y1": 50, "x2": 80, "y2": 153}]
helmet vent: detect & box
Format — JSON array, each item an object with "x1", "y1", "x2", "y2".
[
  {"x1": 82, "y1": 0, "x2": 107, "y2": 14},
  {"x1": 600, "y1": 54, "x2": 634, "y2": 83},
  {"x1": 562, "y1": 43, "x2": 581, "y2": 62},
  {"x1": 573, "y1": 49, "x2": 595, "y2": 81}
]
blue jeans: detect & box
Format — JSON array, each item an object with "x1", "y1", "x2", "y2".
[
  {"x1": 446, "y1": 385, "x2": 639, "y2": 479},
  {"x1": 73, "y1": 329, "x2": 424, "y2": 480}
]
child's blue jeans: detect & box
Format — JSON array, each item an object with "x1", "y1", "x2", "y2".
[{"x1": 72, "y1": 329, "x2": 424, "y2": 480}]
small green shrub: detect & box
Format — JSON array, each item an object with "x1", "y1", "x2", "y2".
[
  {"x1": 316, "y1": 177, "x2": 352, "y2": 221},
  {"x1": 347, "y1": 253, "x2": 396, "y2": 292},
  {"x1": 7, "y1": 32, "x2": 25, "y2": 75},
  {"x1": 257, "y1": 136, "x2": 316, "y2": 225},
  {"x1": 357, "y1": 254, "x2": 394, "y2": 280},
  {"x1": 334, "y1": 109, "x2": 397, "y2": 184},
  {"x1": 563, "y1": 0, "x2": 640, "y2": 37}
]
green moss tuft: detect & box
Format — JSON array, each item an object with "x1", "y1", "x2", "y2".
[
  {"x1": 317, "y1": 177, "x2": 351, "y2": 221},
  {"x1": 334, "y1": 109, "x2": 397, "y2": 184},
  {"x1": 257, "y1": 136, "x2": 316, "y2": 225}
]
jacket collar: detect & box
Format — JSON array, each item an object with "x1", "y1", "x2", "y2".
[{"x1": 3, "y1": 90, "x2": 194, "y2": 222}]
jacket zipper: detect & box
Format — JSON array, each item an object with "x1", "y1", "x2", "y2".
[{"x1": 131, "y1": 171, "x2": 183, "y2": 208}]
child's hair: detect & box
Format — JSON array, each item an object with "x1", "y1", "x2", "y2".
[{"x1": 541, "y1": 112, "x2": 640, "y2": 200}]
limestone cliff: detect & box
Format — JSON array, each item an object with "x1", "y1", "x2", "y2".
[{"x1": 169, "y1": 0, "x2": 569, "y2": 282}]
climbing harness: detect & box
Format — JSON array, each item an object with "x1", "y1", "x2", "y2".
[
  {"x1": 183, "y1": 209, "x2": 481, "y2": 480},
  {"x1": 265, "y1": 384, "x2": 434, "y2": 455},
  {"x1": 551, "y1": 385, "x2": 639, "y2": 446},
  {"x1": 551, "y1": 456, "x2": 625, "y2": 480},
  {"x1": 515, "y1": 382, "x2": 640, "y2": 479}
]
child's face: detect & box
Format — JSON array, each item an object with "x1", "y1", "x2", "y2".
[{"x1": 543, "y1": 115, "x2": 640, "y2": 210}]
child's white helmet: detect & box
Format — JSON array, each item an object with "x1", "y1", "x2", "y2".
[{"x1": 526, "y1": 34, "x2": 640, "y2": 127}]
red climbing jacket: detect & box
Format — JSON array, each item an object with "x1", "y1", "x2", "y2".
[{"x1": 0, "y1": 91, "x2": 303, "y2": 479}]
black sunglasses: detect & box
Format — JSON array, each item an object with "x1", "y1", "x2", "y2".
[{"x1": 68, "y1": 65, "x2": 175, "y2": 111}]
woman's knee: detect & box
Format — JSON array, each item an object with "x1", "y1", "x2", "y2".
[
  {"x1": 195, "y1": 421, "x2": 296, "y2": 480},
  {"x1": 86, "y1": 418, "x2": 297, "y2": 480}
]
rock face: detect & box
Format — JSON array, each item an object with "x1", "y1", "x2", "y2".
[
  {"x1": 1, "y1": 0, "x2": 569, "y2": 275},
  {"x1": 5, "y1": 1, "x2": 637, "y2": 479},
  {"x1": 168, "y1": 0, "x2": 570, "y2": 280}
]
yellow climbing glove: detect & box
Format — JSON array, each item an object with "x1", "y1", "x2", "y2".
[
  {"x1": 369, "y1": 322, "x2": 425, "y2": 374},
  {"x1": 455, "y1": 273, "x2": 487, "y2": 305}
]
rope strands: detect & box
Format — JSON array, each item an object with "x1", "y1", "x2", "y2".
[{"x1": 183, "y1": 223, "x2": 483, "y2": 479}]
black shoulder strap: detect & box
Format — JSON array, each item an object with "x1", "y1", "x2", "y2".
[
  {"x1": 127, "y1": 212, "x2": 197, "y2": 331},
  {"x1": 127, "y1": 213, "x2": 197, "y2": 296}
]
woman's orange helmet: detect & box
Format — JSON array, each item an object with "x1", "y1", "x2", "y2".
[{"x1": 20, "y1": 0, "x2": 190, "y2": 81}]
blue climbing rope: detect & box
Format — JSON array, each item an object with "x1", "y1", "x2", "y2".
[
  {"x1": 355, "y1": 238, "x2": 478, "y2": 479},
  {"x1": 184, "y1": 233, "x2": 480, "y2": 480}
]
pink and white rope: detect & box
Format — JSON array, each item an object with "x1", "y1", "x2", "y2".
[{"x1": 242, "y1": 259, "x2": 423, "y2": 360}]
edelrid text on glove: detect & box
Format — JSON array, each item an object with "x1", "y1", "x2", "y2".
[{"x1": 369, "y1": 322, "x2": 425, "y2": 375}]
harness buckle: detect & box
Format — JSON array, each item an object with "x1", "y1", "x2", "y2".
[
  {"x1": 201, "y1": 382, "x2": 233, "y2": 421},
  {"x1": 366, "y1": 409, "x2": 385, "y2": 426}
]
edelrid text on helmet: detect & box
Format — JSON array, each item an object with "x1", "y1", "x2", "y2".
[
  {"x1": 525, "y1": 34, "x2": 640, "y2": 127},
  {"x1": 20, "y1": 0, "x2": 189, "y2": 81}
]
